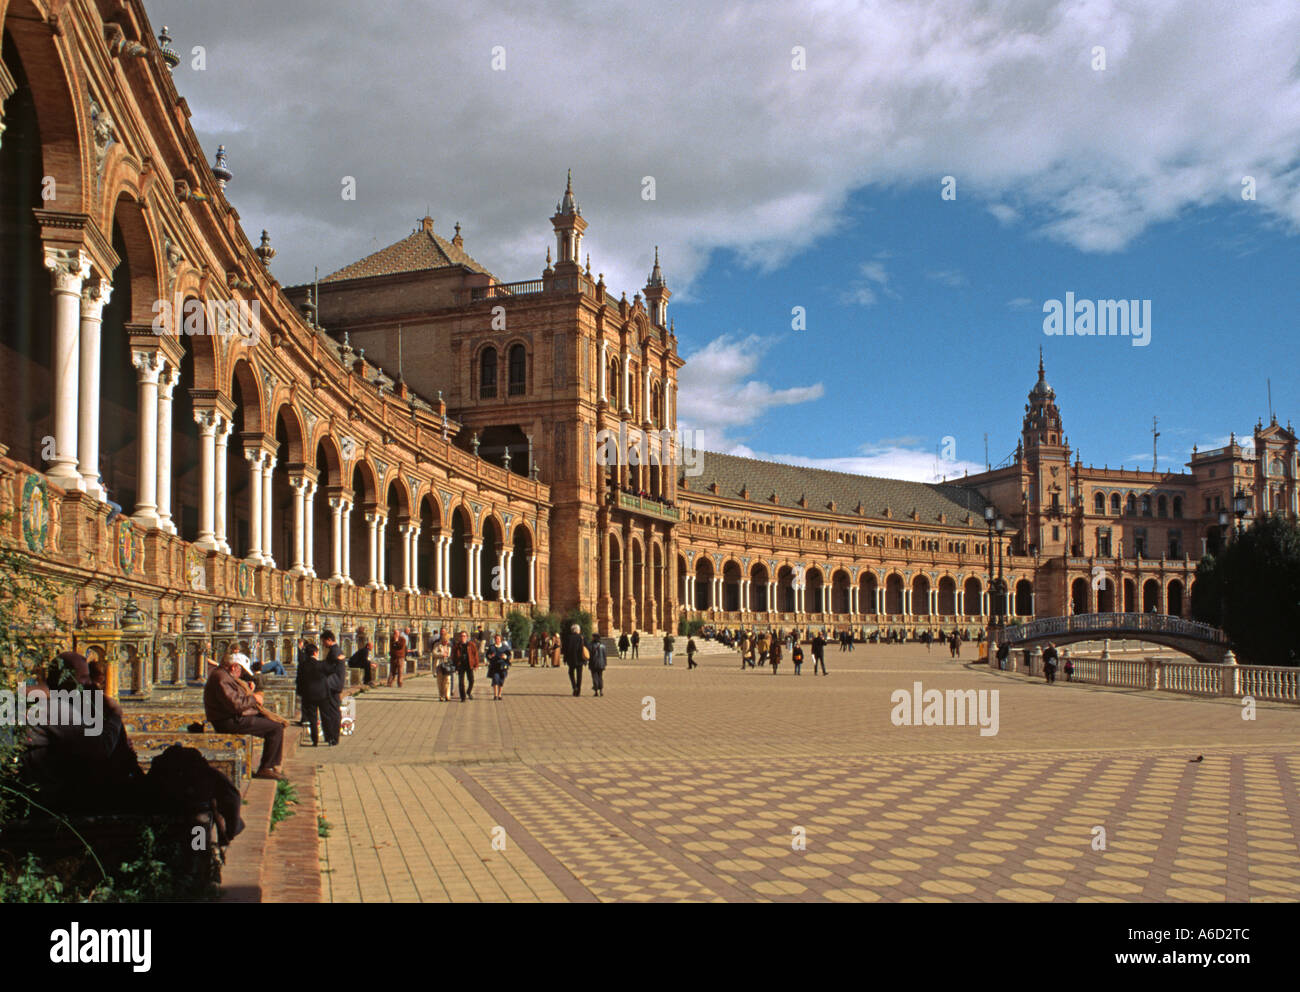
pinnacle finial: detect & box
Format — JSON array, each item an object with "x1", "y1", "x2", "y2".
[
  {"x1": 1038, "y1": 345, "x2": 1045, "y2": 376},
  {"x1": 566, "y1": 168, "x2": 572, "y2": 192}
]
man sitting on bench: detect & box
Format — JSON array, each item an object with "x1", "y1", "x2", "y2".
[{"x1": 204, "y1": 649, "x2": 287, "y2": 781}]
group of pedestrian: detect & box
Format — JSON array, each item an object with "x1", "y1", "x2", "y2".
[
  {"x1": 617, "y1": 630, "x2": 640, "y2": 659},
  {"x1": 732, "y1": 629, "x2": 828, "y2": 676}
]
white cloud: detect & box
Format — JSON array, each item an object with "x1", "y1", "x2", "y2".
[
  {"x1": 841, "y1": 256, "x2": 896, "y2": 306},
  {"x1": 925, "y1": 268, "x2": 968, "y2": 288},
  {"x1": 676, "y1": 334, "x2": 824, "y2": 451},
  {"x1": 147, "y1": 0, "x2": 1300, "y2": 291},
  {"x1": 726, "y1": 445, "x2": 988, "y2": 484}
]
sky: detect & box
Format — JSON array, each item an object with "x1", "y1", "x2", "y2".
[{"x1": 146, "y1": 0, "x2": 1300, "y2": 482}]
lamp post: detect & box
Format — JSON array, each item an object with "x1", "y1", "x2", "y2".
[
  {"x1": 984, "y1": 505, "x2": 998, "y2": 657},
  {"x1": 995, "y1": 516, "x2": 1006, "y2": 623},
  {"x1": 1233, "y1": 488, "x2": 1249, "y2": 537}
]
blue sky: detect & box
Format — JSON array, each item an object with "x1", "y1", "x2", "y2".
[{"x1": 673, "y1": 184, "x2": 1299, "y2": 480}]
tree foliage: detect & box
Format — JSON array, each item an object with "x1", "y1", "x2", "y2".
[{"x1": 1191, "y1": 514, "x2": 1300, "y2": 665}]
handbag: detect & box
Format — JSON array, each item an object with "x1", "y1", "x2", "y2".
[{"x1": 582, "y1": 645, "x2": 590, "y2": 661}]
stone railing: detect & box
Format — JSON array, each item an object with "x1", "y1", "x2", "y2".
[
  {"x1": 471, "y1": 279, "x2": 544, "y2": 300},
  {"x1": 1002, "y1": 648, "x2": 1298, "y2": 704}
]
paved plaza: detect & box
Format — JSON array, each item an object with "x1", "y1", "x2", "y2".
[{"x1": 314, "y1": 644, "x2": 1300, "y2": 902}]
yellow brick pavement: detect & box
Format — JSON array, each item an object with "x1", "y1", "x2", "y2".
[{"x1": 313, "y1": 644, "x2": 1300, "y2": 902}]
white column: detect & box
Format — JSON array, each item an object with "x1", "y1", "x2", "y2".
[
  {"x1": 434, "y1": 535, "x2": 446, "y2": 595},
  {"x1": 396, "y1": 522, "x2": 411, "y2": 592},
  {"x1": 503, "y1": 549, "x2": 513, "y2": 602},
  {"x1": 244, "y1": 448, "x2": 264, "y2": 564},
  {"x1": 44, "y1": 248, "x2": 90, "y2": 492},
  {"x1": 289, "y1": 475, "x2": 308, "y2": 575},
  {"x1": 497, "y1": 549, "x2": 507, "y2": 601},
  {"x1": 599, "y1": 341, "x2": 607, "y2": 402},
  {"x1": 77, "y1": 276, "x2": 111, "y2": 498},
  {"x1": 956, "y1": 589, "x2": 963, "y2": 616},
  {"x1": 622, "y1": 350, "x2": 631, "y2": 414},
  {"x1": 376, "y1": 514, "x2": 388, "y2": 589},
  {"x1": 214, "y1": 417, "x2": 232, "y2": 554},
  {"x1": 366, "y1": 512, "x2": 380, "y2": 589},
  {"x1": 644, "y1": 367, "x2": 651, "y2": 422},
  {"x1": 408, "y1": 525, "x2": 421, "y2": 593},
  {"x1": 156, "y1": 363, "x2": 179, "y2": 533},
  {"x1": 469, "y1": 542, "x2": 482, "y2": 600},
  {"x1": 328, "y1": 495, "x2": 345, "y2": 582},
  {"x1": 851, "y1": 587, "x2": 858, "y2": 615},
  {"x1": 260, "y1": 454, "x2": 276, "y2": 568},
  {"x1": 194, "y1": 410, "x2": 219, "y2": 550},
  {"x1": 130, "y1": 350, "x2": 163, "y2": 528},
  {"x1": 303, "y1": 480, "x2": 317, "y2": 576},
  {"x1": 529, "y1": 554, "x2": 537, "y2": 604},
  {"x1": 342, "y1": 500, "x2": 354, "y2": 584}
]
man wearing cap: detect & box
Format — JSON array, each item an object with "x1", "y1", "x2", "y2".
[{"x1": 204, "y1": 647, "x2": 286, "y2": 780}]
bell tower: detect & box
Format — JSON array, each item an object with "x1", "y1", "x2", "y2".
[{"x1": 1020, "y1": 349, "x2": 1071, "y2": 556}]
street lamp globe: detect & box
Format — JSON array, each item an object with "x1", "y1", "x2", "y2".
[{"x1": 984, "y1": 505, "x2": 996, "y2": 524}]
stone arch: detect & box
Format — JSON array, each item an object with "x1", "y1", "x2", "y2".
[
  {"x1": 3, "y1": 5, "x2": 89, "y2": 213},
  {"x1": 480, "y1": 513, "x2": 504, "y2": 600},
  {"x1": 1142, "y1": 577, "x2": 1161, "y2": 613},
  {"x1": 694, "y1": 555, "x2": 714, "y2": 610},
  {"x1": 229, "y1": 357, "x2": 265, "y2": 437},
  {"x1": 269, "y1": 401, "x2": 306, "y2": 467},
  {"x1": 1071, "y1": 577, "x2": 1090, "y2": 615},
  {"x1": 107, "y1": 192, "x2": 161, "y2": 326},
  {"x1": 512, "y1": 518, "x2": 533, "y2": 602},
  {"x1": 911, "y1": 574, "x2": 932, "y2": 616},
  {"x1": 1014, "y1": 578, "x2": 1034, "y2": 617},
  {"x1": 937, "y1": 575, "x2": 958, "y2": 616},
  {"x1": 1167, "y1": 578, "x2": 1185, "y2": 617},
  {"x1": 859, "y1": 571, "x2": 879, "y2": 615},
  {"x1": 963, "y1": 576, "x2": 982, "y2": 617},
  {"x1": 831, "y1": 568, "x2": 851, "y2": 615},
  {"x1": 721, "y1": 559, "x2": 743, "y2": 612},
  {"x1": 885, "y1": 573, "x2": 905, "y2": 615},
  {"x1": 314, "y1": 434, "x2": 344, "y2": 489}
]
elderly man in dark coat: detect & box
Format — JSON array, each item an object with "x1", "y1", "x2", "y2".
[{"x1": 563, "y1": 623, "x2": 587, "y2": 696}]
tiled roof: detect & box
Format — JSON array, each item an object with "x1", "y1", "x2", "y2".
[
  {"x1": 321, "y1": 219, "x2": 496, "y2": 283},
  {"x1": 682, "y1": 450, "x2": 991, "y2": 527}
]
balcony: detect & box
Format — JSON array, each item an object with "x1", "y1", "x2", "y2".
[{"x1": 616, "y1": 491, "x2": 680, "y2": 522}]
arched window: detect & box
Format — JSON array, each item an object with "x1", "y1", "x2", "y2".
[
  {"x1": 1126, "y1": 494, "x2": 1137, "y2": 516},
  {"x1": 1157, "y1": 494, "x2": 1167, "y2": 518},
  {"x1": 1111, "y1": 492, "x2": 1121, "y2": 514},
  {"x1": 479, "y1": 347, "x2": 497, "y2": 399},
  {"x1": 1094, "y1": 492, "x2": 1106, "y2": 515},
  {"x1": 652, "y1": 386, "x2": 663, "y2": 428},
  {"x1": 508, "y1": 344, "x2": 526, "y2": 396},
  {"x1": 1141, "y1": 494, "x2": 1152, "y2": 516},
  {"x1": 1172, "y1": 496, "x2": 1182, "y2": 518}
]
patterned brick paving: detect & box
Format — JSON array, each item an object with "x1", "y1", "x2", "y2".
[{"x1": 312, "y1": 645, "x2": 1300, "y2": 902}]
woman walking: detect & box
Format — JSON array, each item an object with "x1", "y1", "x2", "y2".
[
  {"x1": 770, "y1": 635, "x2": 782, "y2": 675},
  {"x1": 433, "y1": 628, "x2": 453, "y2": 701},
  {"x1": 618, "y1": 632, "x2": 630, "y2": 659},
  {"x1": 486, "y1": 632, "x2": 512, "y2": 700},
  {"x1": 527, "y1": 631, "x2": 540, "y2": 667}
]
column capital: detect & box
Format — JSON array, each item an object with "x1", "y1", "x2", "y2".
[
  {"x1": 131, "y1": 348, "x2": 165, "y2": 383},
  {"x1": 328, "y1": 494, "x2": 349, "y2": 512},
  {"x1": 80, "y1": 275, "x2": 113, "y2": 319},
  {"x1": 43, "y1": 246, "x2": 91, "y2": 295},
  {"x1": 289, "y1": 475, "x2": 311, "y2": 494},
  {"x1": 157, "y1": 362, "x2": 181, "y2": 397},
  {"x1": 244, "y1": 445, "x2": 267, "y2": 465},
  {"x1": 194, "y1": 409, "x2": 220, "y2": 436}
]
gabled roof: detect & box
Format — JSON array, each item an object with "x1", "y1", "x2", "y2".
[
  {"x1": 682, "y1": 450, "x2": 991, "y2": 527},
  {"x1": 321, "y1": 218, "x2": 497, "y2": 283}
]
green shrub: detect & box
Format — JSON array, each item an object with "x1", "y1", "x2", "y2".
[
  {"x1": 505, "y1": 610, "x2": 533, "y2": 651},
  {"x1": 678, "y1": 618, "x2": 705, "y2": 637},
  {"x1": 530, "y1": 609, "x2": 561, "y2": 636},
  {"x1": 561, "y1": 609, "x2": 594, "y2": 641}
]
